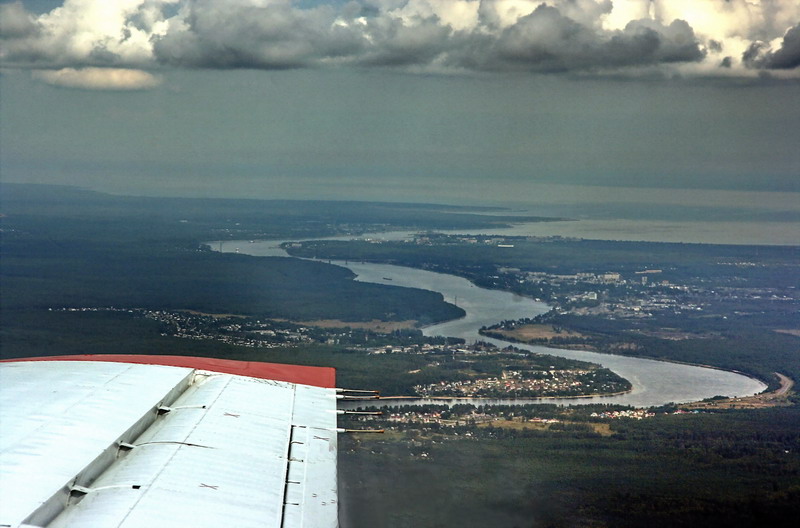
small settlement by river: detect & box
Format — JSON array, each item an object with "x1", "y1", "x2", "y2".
[{"x1": 218, "y1": 237, "x2": 767, "y2": 408}]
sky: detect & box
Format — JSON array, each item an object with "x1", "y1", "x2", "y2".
[{"x1": 1, "y1": 1, "x2": 798, "y2": 217}]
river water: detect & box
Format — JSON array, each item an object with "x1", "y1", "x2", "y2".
[{"x1": 216, "y1": 238, "x2": 767, "y2": 407}]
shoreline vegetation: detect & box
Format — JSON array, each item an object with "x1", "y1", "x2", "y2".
[
  {"x1": 258, "y1": 242, "x2": 780, "y2": 402},
  {"x1": 371, "y1": 388, "x2": 635, "y2": 401},
  {"x1": 283, "y1": 235, "x2": 798, "y2": 393},
  {"x1": 683, "y1": 373, "x2": 794, "y2": 410},
  {"x1": 479, "y1": 323, "x2": 773, "y2": 389},
  {"x1": 219, "y1": 236, "x2": 780, "y2": 403},
  {"x1": 480, "y1": 321, "x2": 788, "y2": 393}
]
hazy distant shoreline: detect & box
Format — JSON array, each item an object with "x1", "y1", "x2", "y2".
[{"x1": 440, "y1": 218, "x2": 800, "y2": 246}]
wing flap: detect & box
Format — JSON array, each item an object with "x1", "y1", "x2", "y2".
[{"x1": 1, "y1": 359, "x2": 339, "y2": 528}]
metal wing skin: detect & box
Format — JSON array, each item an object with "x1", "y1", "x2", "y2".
[{"x1": 0, "y1": 356, "x2": 339, "y2": 528}]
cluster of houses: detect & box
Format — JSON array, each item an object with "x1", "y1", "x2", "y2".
[
  {"x1": 413, "y1": 370, "x2": 589, "y2": 398},
  {"x1": 590, "y1": 409, "x2": 656, "y2": 420}
]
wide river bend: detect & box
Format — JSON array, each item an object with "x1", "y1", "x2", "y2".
[{"x1": 217, "y1": 238, "x2": 766, "y2": 407}]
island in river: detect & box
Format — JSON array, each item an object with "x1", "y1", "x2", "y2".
[
  {"x1": 283, "y1": 234, "x2": 797, "y2": 396},
  {"x1": 222, "y1": 237, "x2": 769, "y2": 406}
]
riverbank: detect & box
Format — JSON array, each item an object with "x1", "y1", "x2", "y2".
[
  {"x1": 682, "y1": 373, "x2": 795, "y2": 410},
  {"x1": 481, "y1": 325, "x2": 774, "y2": 391},
  {"x1": 375, "y1": 387, "x2": 634, "y2": 402},
  {"x1": 219, "y1": 239, "x2": 768, "y2": 406}
]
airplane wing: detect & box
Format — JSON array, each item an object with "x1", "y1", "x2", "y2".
[{"x1": 0, "y1": 355, "x2": 339, "y2": 528}]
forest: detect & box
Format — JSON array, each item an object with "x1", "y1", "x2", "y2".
[
  {"x1": 285, "y1": 237, "x2": 799, "y2": 288},
  {"x1": 4, "y1": 184, "x2": 556, "y2": 357},
  {"x1": 340, "y1": 405, "x2": 800, "y2": 528}
]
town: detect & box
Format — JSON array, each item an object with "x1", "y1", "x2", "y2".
[
  {"x1": 52, "y1": 306, "x2": 630, "y2": 399},
  {"x1": 412, "y1": 367, "x2": 629, "y2": 398}
]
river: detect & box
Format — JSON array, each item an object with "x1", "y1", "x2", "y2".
[{"x1": 215, "y1": 238, "x2": 767, "y2": 407}]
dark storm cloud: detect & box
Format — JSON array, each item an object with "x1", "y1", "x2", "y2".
[
  {"x1": 152, "y1": 2, "x2": 366, "y2": 69},
  {"x1": 744, "y1": 23, "x2": 800, "y2": 70},
  {"x1": 356, "y1": 15, "x2": 451, "y2": 67},
  {"x1": 1, "y1": 1, "x2": 798, "y2": 80},
  {"x1": 153, "y1": 2, "x2": 704, "y2": 73},
  {"x1": 449, "y1": 5, "x2": 703, "y2": 73}
]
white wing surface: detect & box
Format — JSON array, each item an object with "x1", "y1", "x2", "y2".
[{"x1": 0, "y1": 356, "x2": 338, "y2": 528}]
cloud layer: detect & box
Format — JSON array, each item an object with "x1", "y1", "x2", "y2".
[
  {"x1": 2, "y1": 0, "x2": 799, "y2": 85},
  {"x1": 32, "y1": 66, "x2": 161, "y2": 89}
]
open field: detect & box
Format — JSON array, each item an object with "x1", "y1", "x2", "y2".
[
  {"x1": 684, "y1": 373, "x2": 795, "y2": 410},
  {"x1": 284, "y1": 319, "x2": 419, "y2": 331},
  {"x1": 478, "y1": 418, "x2": 614, "y2": 437},
  {"x1": 178, "y1": 310, "x2": 249, "y2": 319},
  {"x1": 489, "y1": 323, "x2": 586, "y2": 341}
]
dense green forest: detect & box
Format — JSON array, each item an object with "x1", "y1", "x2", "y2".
[
  {"x1": 1, "y1": 309, "x2": 447, "y2": 394},
  {"x1": 340, "y1": 405, "x2": 800, "y2": 528},
  {"x1": 1, "y1": 238, "x2": 462, "y2": 323},
  {"x1": 0, "y1": 182, "x2": 563, "y2": 349},
  {"x1": 538, "y1": 313, "x2": 800, "y2": 389},
  {"x1": 285, "y1": 237, "x2": 799, "y2": 287},
  {"x1": 5, "y1": 184, "x2": 580, "y2": 357},
  {"x1": 1, "y1": 183, "x2": 553, "y2": 243}
]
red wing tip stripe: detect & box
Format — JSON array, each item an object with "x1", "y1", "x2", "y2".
[{"x1": 0, "y1": 354, "x2": 336, "y2": 388}]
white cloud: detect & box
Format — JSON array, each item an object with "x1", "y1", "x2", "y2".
[
  {"x1": 386, "y1": 0, "x2": 480, "y2": 31},
  {"x1": 32, "y1": 67, "x2": 161, "y2": 90},
  {"x1": 1, "y1": 0, "x2": 798, "y2": 79}
]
